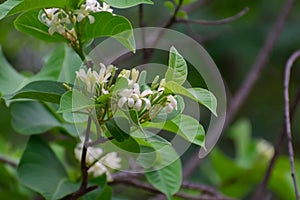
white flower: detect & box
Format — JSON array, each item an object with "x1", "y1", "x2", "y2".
[
  {"x1": 74, "y1": 5, "x2": 95, "y2": 24},
  {"x1": 158, "y1": 78, "x2": 166, "y2": 92},
  {"x1": 118, "y1": 69, "x2": 131, "y2": 79},
  {"x1": 165, "y1": 95, "x2": 177, "y2": 113},
  {"x1": 118, "y1": 89, "x2": 135, "y2": 108},
  {"x1": 99, "y1": 2, "x2": 113, "y2": 13},
  {"x1": 75, "y1": 68, "x2": 98, "y2": 93},
  {"x1": 85, "y1": 0, "x2": 102, "y2": 12},
  {"x1": 47, "y1": 15, "x2": 67, "y2": 35},
  {"x1": 100, "y1": 152, "x2": 122, "y2": 169},
  {"x1": 131, "y1": 68, "x2": 139, "y2": 83},
  {"x1": 118, "y1": 83, "x2": 152, "y2": 111},
  {"x1": 97, "y1": 63, "x2": 113, "y2": 84},
  {"x1": 74, "y1": 0, "x2": 114, "y2": 24},
  {"x1": 43, "y1": 8, "x2": 59, "y2": 25},
  {"x1": 41, "y1": 8, "x2": 70, "y2": 35},
  {"x1": 74, "y1": 141, "x2": 121, "y2": 181}
]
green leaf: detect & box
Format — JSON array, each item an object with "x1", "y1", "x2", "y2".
[
  {"x1": 176, "y1": 10, "x2": 188, "y2": 19},
  {"x1": 164, "y1": 1, "x2": 174, "y2": 14},
  {"x1": 14, "y1": 10, "x2": 67, "y2": 43},
  {"x1": 17, "y1": 136, "x2": 78, "y2": 200},
  {"x1": 0, "y1": 45, "x2": 80, "y2": 100},
  {"x1": 37, "y1": 44, "x2": 82, "y2": 83},
  {"x1": 11, "y1": 101, "x2": 61, "y2": 135},
  {"x1": 0, "y1": 47, "x2": 24, "y2": 96},
  {"x1": 0, "y1": 0, "x2": 22, "y2": 21},
  {"x1": 112, "y1": 77, "x2": 129, "y2": 92},
  {"x1": 144, "y1": 114, "x2": 205, "y2": 147},
  {"x1": 11, "y1": 101, "x2": 77, "y2": 136},
  {"x1": 104, "y1": 0, "x2": 153, "y2": 8},
  {"x1": 107, "y1": 135, "x2": 140, "y2": 153},
  {"x1": 82, "y1": 12, "x2": 135, "y2": 52},
  {"x1": 228, "y1": 119, "x2": 254, "y2": 168},
  {"x1": 0, "y1": 0, "x2": 74, "y2": 20},
  {"x1": 165, "y1": 46, "x2": 187, "y2": 85},
  {"x1": 145, "y1": 143, "x2": 182, "y2": 200},
  {"x1": 165, "y1": 81, "x2": 217, "y2": 116},
  {"x1": 105, "y1": 117, "x2": 130, "y2": 142},
  {"x1": 11, "y1": 80, "x2": 68, "y2": 104},
  {"x1": 58, "y1": 90, "x2": 95, "y2": 113}
]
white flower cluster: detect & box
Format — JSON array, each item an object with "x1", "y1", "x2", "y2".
[
  {"x1": 117, "y1": 68, "x2": 178, "y2": 117},
  {"x1": 74, "y1": 66, "x2": 178, "y2": 121},
  {"x1": 74, "y1": 0, "x2": 113, "y2": 24},
  {"x1": 41, "y1": 0, "x2": 113, "y2": 36},
  {"x1": 75, "y1": 141, "x2": 121, "y2": 181},
  {"x1": 75, "y1": 63, "x2": 116, "y2": 95}
]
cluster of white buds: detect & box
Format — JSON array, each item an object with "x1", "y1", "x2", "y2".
[
  {"x1": 75, "y1": 63, "x2": 116, "y2": 95},
  {"x1": 75, "y1": 66, "x2": 178, "y2": 121},
  {"x1": 74, "y1": 141, "x2": 121, "y2": 181},
  {"x1": 40, "y1": 0, "x2": 113, "y2": 36},
  {"x1": 117, "y1": 69, "x2": 178, "y2": 118}
]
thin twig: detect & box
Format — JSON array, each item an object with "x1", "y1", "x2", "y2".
[
  {"x1": 164, "y1": 0, "x2": 184, "y2": 28},
  {"x1": 252, "y1": 87, "x2": 300, "y2": 199},
  {"x1": 0, "y1": 155, "x2": 17, "y2": 168},
  {"x1": 225, "y1": 0, "x2": 296, "y2": 128},
  {"x1": 183, "y1": 0, "x2": 296, "y2": 180},
  {"x1": 143, "y1": 0, "x2": 183, "y2": 63},
  {"x1": 283, "y1": 50, "x2": 300, "y2": 200},
  {"x1": 176, "y1": 7, "x2": 249, "y2": 25},
  {"x1": 139, "y1": 4, "x2": 147, "y2": 63}
]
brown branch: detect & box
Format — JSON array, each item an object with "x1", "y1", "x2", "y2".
[
  {"x1": 283, "y1": 50, "x2": 300, "y2": 199},
  {"x1": 164, "y1": 0, "x2": 183, "y2": 28},
  {"x1": 252, "y1": 86, "x2": 300, "y2": 199},
  {"x1": 0, "y1": 155, "x2": 17, "y2": 168},
  {"x1": 69, "y1": 116, "x2": 97, "y2": 200},
  {"x1": 111, "y1": 177, "x2": 233, "y2": 200},
  {"x1": 183, "y1": 0, "x2": 297, "y2": 180},
  {"x1": 176, "y1": 7, "x2": 249, "y2": 25}
]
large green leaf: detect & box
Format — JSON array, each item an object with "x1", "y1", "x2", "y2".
[
  {"x1": 165, "y1": 81, "x2": 217, "y2": 116},
  {"x1": 0, "y1": 45, "x2": 80, "y2": 104},
  {"x1": 17, "y1": 136, "x2": 78, "y2": 200},
  {"x1": 82, "y1": 12, "x2": 135, "y2": 52},
  {"x1": 165, "y1": 46, "x2": 187, "y2": 85},
  {"x1": 0, "y1": 47, "x2": 24, "y2": 96},
  {"x1": 11, "y1": 101, "x2": 61, "y2": 135},
  {"x1": 105, "y1": 0, "x2": 153, "y2": 8},
  {"x1": 0, "y1": 0, "x2": 74, "y2": 20},
  {"x1": 11, "y1": 80, "x2": 68, "y2": 104},
  {"x1": 11, "y1": 101, "x2": 77, "y2": 136},
  {"x1": 58, "y1": 91, "x2": 95, "y2": 113},
  {"x1": 145, "y1": 143, "x2": 182, "y2": 200},
  {"x1": 37, "y1": 44, "x2": 82, "y2": 83},
  {"x1": 143, "y1": 114, "x2": 206, "y2": 147},
  {"x1": 14, "y1": 10, "x2": 67, "y2": 43}
]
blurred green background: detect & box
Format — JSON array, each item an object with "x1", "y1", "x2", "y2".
[{"x1": 1, "y1": 0, "x2": 300, "y2": 199}]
